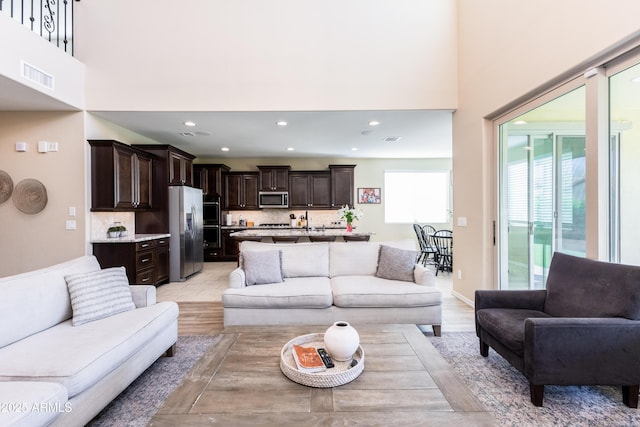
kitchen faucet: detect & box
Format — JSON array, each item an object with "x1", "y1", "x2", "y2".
[{"x1": 305, "y1": 210, "x2": 309, "y2": 231}]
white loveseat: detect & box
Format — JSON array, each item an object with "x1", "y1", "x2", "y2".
[
  {"x1": 223, "y1": 240, "x2": 442, "y2": 335},
  {"x1": 0, "y1": 255, "x2": 179, "y2": 427}
]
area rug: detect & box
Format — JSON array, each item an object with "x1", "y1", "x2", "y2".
[
  {"x1": 427, "y1": 332, "x2": 640, "y2": 427},
  {"x1": 87, "y1": 335, "x2": 217, "y2": 427}
]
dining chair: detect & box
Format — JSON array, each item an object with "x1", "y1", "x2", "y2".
[
  {"x1": 421, "y1": 225, "x2": 438, "y2": 266},
  {"x1": 308, "y1": 235, "x2": 337, "y2": 242},
  {"x1": 272, "y1": 236, "x2": 299, "y2": 243},
  {"x1": 413, "y1": 224, "x2": 437, "y2": 266},
  {"x1": 343, "y1": 235, "x2": 370, "y2": 242},
  {"x1": 432, "y1": 229, "x2": 453, "y2": 275}
]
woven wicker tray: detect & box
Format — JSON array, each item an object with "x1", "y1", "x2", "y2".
[{"x1": 280, "y1": 333, "x2": 364, "y2": 388}]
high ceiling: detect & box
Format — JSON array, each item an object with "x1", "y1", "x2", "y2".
[
  {"x1": 0, "y1": 75, "x2": 453, "y2": 159},
  {"x1": 93, "y1": 110, "x2": 453, "y2": 159}
]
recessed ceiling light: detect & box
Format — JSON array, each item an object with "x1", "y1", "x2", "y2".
[
  {"x1": 221, "y1": 147, "x2": 229, "y2": 152},
  {"x1": 276, "y1": 121, "x2": 288, "y2": 126},
  {"x1": 368, "y1": 121, "x2": 380, "y2": 126},
  {"x1": 632, "y1": 76, "x2": 640, "y2": 83},
  {"x1": 286, "y1": 147, "x2": 295, "y2": 151},
  {"x1": 351, "y1": 147, "x2": 358, "y2": 151},
  {"x1": 514, "y1": 120, "x2": 527, "y2": 125},
  {"x1": 184, "y1": 121, "x2": 196, "y2": 127}
]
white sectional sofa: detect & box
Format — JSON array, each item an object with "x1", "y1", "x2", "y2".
[
  {"x1": 223, "y1": 240, "x2": 442, "y2": 335},
  {"x1": 0, "y1": 255, "x2": 179, "y2": 427}
]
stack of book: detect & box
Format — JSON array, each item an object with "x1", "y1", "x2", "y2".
[{"x1": 291, "y1": 344, "x2": 326, "y2": 373}]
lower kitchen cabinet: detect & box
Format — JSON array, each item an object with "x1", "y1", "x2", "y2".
[{"x1": 92, "y1": 237, "x2": 170, "y2": 286}]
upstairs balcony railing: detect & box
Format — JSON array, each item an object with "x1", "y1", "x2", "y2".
[{"x1": 1, "y1": 0, "x2": 74, "y2": 55}]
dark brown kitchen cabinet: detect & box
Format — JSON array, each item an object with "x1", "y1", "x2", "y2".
[
  {"x1": 220, "y1": 228, "x2": 243, "y2": 260},
  {"x1": 330, "y1": 165, "x2": 356, "y2": 207},
  {"x1": 289, "y1": 172, "x2": 331, "y2": 209},
  {"x1": 132, "y1": 144, "x2": 195, "y2": 186},
  {"x1": 88, "y1": 140, "x2": 153, "y2": 211},
  {"x1": 92, "y1": 237, "x2": 169, "y2": 286},
  {"x1": 258, "y1": 166, "x2": 290, "y2": 191},
  {"x1": 224, "y1": 172, "x2": 259, "y2": 210},
  {"x1": 194, "y1": 164, "x2": 230, "y2": 197}
]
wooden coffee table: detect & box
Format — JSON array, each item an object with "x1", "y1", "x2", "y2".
[{"x1": 151, "y1": 324, "x2": 493, "y2": 425}]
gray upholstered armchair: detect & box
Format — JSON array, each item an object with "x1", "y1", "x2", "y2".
[{"x1": 475, "y1": 252, "x2": 640, "y2": 407}]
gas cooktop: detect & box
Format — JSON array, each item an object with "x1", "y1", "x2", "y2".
[{"x1": 257, "y1": 223, "x2": 290, "y2": 228}]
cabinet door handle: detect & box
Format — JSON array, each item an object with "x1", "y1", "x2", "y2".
[
  {"x1": 141, "y1": 277, "x2": 150, "y2": 282},
  {"x1": 141, "y1": 257, "x2": 151, "y2": 263},
  {"x1": 140, "y1": 243, "x2": 150, "y2": 248}
]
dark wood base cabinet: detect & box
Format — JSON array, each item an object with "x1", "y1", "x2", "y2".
[{"x1": 93, "y1": 237, "x2": 169, "y2": 286}]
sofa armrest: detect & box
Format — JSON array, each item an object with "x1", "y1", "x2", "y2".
[
  {"x1": 129, "y1": 285, "x2": 157, "y2": 307},
  {"x1": 229, "y1": 267, "x2": 247, "y2": 288},
  {"x1": 414, "y1": 264, "x2": 435, "y2": 286},
  {"x1": 475, "y1": 290, "x2": 546, "y2": 311},
  {"x1": 524, "y1": 317, "x2": 640, "y2": 384}
]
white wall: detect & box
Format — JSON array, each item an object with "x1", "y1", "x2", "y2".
[
  {"x1": 0, "y1": 14, "x2": 85, "y2": 109},
  {"x1": 75, "y1": 0, "x2": 457, "y2": 112},
  {"x1": 454, "y1": 0, "x2": 640, "y2": 303}
]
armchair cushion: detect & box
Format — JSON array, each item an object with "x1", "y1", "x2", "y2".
[
  {"x1": 476, "y1": 308, "x2": 551, "y2": 356},
  {"x1": 544, "y1": 252, "x2": 640, "y2": 319}
]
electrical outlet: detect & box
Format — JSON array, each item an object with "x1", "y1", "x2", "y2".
[
  {"x1": 66, "y1": 220, "x2": 76, "y2": 230},
  {"x1": 457, "y1": 269, "x2": 462, "y2": 280}
]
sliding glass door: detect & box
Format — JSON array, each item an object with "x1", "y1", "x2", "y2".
[
  {"x1": 499, "y1": 87, "x2": 586, "y2": 290},
  {"x1": 609, "y1": 62, "x2": 640, "y2": 267}
]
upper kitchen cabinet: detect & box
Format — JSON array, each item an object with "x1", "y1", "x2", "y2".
[
  {"x1": 289, "y1": 171, "x2": 331, "y2": 209},
  {"x1": 88, "y1": 140, "x2": 153, "y2": 211},
  {"x1": 133, "y1": 144, "x2": 195, "y2": 186},
  {"x1": 194, "y1": 164, "x2": 230, "y2": 197},
  {"x1": 224, "y1": 172, "x2": 259, "y2": 210},
  {"x1": 330, "y1": 165, "x2": 356, "y2": 208},
  {"x1": 258, "y1": 166, "x2": 290, "y2": 191}
]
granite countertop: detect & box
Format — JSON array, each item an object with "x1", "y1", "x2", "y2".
[
  {"x1": 221, "y1": 225, "x2": 346, "y2": 230},
  {"x1": 91, "y1": 233, "x2": 171, "y2": 243},
  {"x1": 229, "y1": 229, "x2": 372, "y2": 237}
]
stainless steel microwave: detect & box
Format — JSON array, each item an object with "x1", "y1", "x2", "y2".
[{"x1": 258, "y1": 191, "x2": 289, "y2": 208}]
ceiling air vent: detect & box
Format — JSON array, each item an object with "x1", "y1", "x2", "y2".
[
  {"x1": 383, "y1": 136, "x2": 402, "y2": 142},
  {"x1": 21, "y1": 61, "x2": 54, "y2": 90},
  {"x1": 179, "y1": 132, "x2": 195, "y2": 137}
]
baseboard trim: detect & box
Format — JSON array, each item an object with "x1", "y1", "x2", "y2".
[{"x1": 452, "y1": 290, "x2": 474, "y2": 307}]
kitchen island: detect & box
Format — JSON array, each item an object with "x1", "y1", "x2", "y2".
[{"x1": 229, "y1": 228, "x2": 373, "y2": 242}]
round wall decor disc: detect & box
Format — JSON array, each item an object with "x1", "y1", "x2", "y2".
[
  {"x1": 12, "y1": 178, "x2": 48, "y2": 214},
  {"x1": 0, "y1": 170, "x2": 13, "y2": 204}
]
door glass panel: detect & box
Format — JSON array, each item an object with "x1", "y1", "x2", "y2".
[
  {"x1": 610, "y1": 63, "x2": 640, "y2": 266},
  {"x1": 499, "y1": 86, "x2": 586, "y2": 289}
]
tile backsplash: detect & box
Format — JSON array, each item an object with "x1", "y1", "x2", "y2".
[{"x1": 90, "y1": 212, "x2": 135, "y2": 239}]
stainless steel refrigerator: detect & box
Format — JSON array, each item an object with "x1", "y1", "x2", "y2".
[{"x1": 169, "y1": 186, "x2": 204, "y2": 281}]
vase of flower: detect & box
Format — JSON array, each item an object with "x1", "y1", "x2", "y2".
[
  {"x1": 324, "y1": 321, "x2": 360, "y2": 362},
  {"x1": 337, "y1": 205, "x2": 363, "y2": 232}
]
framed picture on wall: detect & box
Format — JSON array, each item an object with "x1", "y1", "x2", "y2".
[{"x1": 357, "y1": 187, "x2": 381, "y2": 204}]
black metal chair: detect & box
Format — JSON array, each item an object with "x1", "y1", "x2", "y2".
[
  {"x1": 343, "y1": 235, "x2": 370, "y2": 242},
  {"x1": 272, "y1": 236, "x2": 299, "y2": 243},
  {"x1": 432, "y1": 229, "x2": 453, "y2": 275},
  {"x1": 413, "y1": 224, "x2": 437, "y2": 266},
  {"x1": 308, "y1": 235, "x2": 337, "y2": 242}
]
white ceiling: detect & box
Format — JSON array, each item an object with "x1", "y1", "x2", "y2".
[
  {"x1": 93, "y1": 110, "x2": 453, "y2": 159},
  {"x1": 1, "y1": 75, "x2": 453, "y2": 159}
]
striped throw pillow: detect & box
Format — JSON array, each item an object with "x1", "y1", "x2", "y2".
[{"x1": 65, "y1": 267, "x2": 136, "y2": 326}]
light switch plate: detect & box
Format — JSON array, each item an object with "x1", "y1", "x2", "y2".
[{"x1": 457, "y1": 216, "x2": 467, "y2": 227}]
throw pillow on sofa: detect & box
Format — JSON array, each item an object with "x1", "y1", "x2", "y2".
[
  {"x1": 65, "y1": 266, "x2": 136, "y2": 326},
  {"x1": 243, "y1": 250, "x2": 284, "y2": 286},
  {"x1": 375, "y1": 245, "x2": 418, "y2": 282}
]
